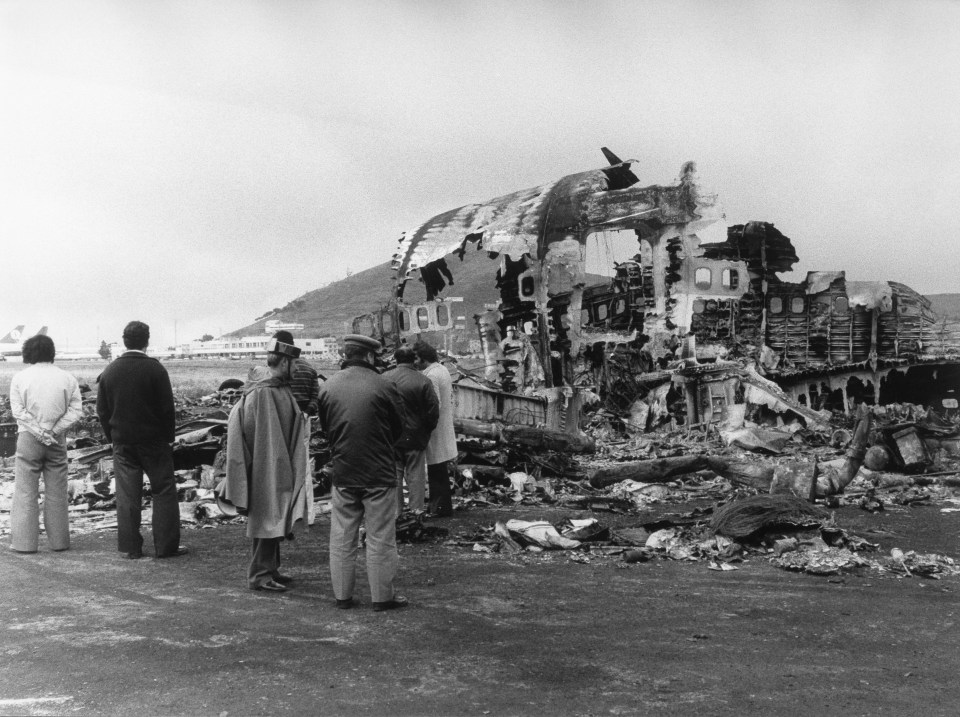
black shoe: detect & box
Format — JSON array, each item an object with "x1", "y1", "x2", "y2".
[
  {"x1": 336, "y1": 598, "x2": 357, "y2": 610},
  {"x1": 273, "y1": 574, "x2": 294, "y2": 585},
  {"x1": 252, "y1": 580, "x2": 287, "y2": 593},
  {"x1": 372, "y1": 595, "x2": 409, "y2": 612},
  {"x1": 157, "y1": 546, "x2": 189, "y2": 559},
  {"x1": 125, "y1": 551, "x2": 144, "y2": 560}
]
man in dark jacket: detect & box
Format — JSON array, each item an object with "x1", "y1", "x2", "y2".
[
  {"x1": 384, "y1": 346, "x2": 440, "y2": 512},
  {"x1": 96, "y1": 321, "x2": 186, "y2": 559},
  {"x1": 317, "y1": 334, "x2": 406, "y2": 611}
]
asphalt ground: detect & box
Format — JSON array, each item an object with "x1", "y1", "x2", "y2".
[{"x1": 1, "y1": 502, "x2": 959, "y2": 717}]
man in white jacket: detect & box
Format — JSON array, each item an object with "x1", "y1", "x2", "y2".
[
  {"x1": 9, "y1": 334, "x2": 83, "y2": 553},
  {"x1": 413, "y1": 341, "x2": 457, "y2": 517}
]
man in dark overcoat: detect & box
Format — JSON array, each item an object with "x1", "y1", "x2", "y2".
[
  {"x1": 383, "y1": 345, "x2": 439, "y2": 512},
  {"x1": 317, "y1": 334, "x2": 406, "y2": 611}
]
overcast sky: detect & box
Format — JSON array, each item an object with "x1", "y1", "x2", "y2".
[{"x1": 1, "y1": 0, "x2": 958, "y2": 349}]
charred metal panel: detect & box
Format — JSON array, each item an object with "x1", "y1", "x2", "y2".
[
  {"x1": 453, "y1": 383, "x2": 547, "y2": 427},
  {"x1": 356, "y1": 149, "x2": 960, "y2": 433}
]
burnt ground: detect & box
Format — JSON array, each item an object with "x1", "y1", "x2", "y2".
[{"x1": 1, "y1": 501, "x2": 959, "y2": 717}]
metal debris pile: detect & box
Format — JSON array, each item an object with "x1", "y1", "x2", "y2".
[{"x1": 2, "y1": 383, "x2": 959, "y2": 584}]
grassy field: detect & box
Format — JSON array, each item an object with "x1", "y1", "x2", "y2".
[{"x1": 0, "y1": 358, "x2": 339, "y2": 399}]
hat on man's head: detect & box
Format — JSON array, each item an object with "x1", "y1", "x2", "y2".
[
  {"x1": 267, "y1": 339, "x2": 301, "y2": 358},
  {"x1": 343, "y1": 334, "x2": 381, "y2": 352},
  {"x1": 272, "y1": 330, "x2": 294, "y2": 345}
]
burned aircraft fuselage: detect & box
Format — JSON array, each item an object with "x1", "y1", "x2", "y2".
[{"x1": 355, "y1": 150, "x2": 959, "y2": 428}]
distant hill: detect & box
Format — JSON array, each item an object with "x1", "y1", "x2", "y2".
[
  {"x1": 928, "y1": 294, "x2": 960, "y2": 322},
  {"x1": 228, "y1": 248, "x2": 501, "y2": 338}
]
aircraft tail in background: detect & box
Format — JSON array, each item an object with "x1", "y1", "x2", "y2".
[
  {"x1": 36, "y1": 326, "x2": 48, "y2": 336},
  {"x1": 0, "y1": 325, "x2": 26, "y2": 344}
]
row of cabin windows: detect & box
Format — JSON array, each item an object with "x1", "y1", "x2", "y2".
[
  {"x1": 768, "y1": 296, "x2": 850, "y2": 315},
  {"x1": 393, "y1": 304, "x2": 452, "y2": 333},
  {"x1": 580, "y1": 297, "x2": 629, "y2": 324},
  {"x1": 694, "y1": 267, "x2": 739, "y2": 290}
]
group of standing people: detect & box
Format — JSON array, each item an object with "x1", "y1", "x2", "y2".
[
  {"x1": 8, "y1": 321, "x2": 457, "y2": 614},
  {"x1": 221, "y1": 332, "x2": 457, "y2": 611},
  {"x1": 10, "y1": 321, "x2": 186, "y2": 560}
]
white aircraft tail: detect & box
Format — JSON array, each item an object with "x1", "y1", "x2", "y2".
[{"x1": 0, "y1": 325, "x2": 25, "y2": 344}]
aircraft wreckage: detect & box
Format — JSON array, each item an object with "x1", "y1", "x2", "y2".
[{"x1": 353, "y1": 149, "x2": 960, "y2": 435}]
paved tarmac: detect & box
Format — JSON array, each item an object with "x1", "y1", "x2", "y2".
[{"x1": 1, "y1": 503, "x2": 959, "y2": 716}]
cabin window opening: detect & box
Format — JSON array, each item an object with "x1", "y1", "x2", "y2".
[
  {"x1": 416, "y1": 307, "x2": 429, "y2": 329},
  {"x1": 695, "y1": 267, "x2": 712, "y2": 289},
  {"x1": 721, "y1": 268, "x2": 739, "y2": 289},
  {"x1": 791, "y1": 297, "x2": 805, "y2": 314},
  {"x1": 584, "y1": 230, "x2": 641, "y2": 280},
  {"x1": 692, "y1": 299, "x2": 705, "y2": 314},
  {"x1": 436, "y1": 304, "x2": 450, "y2": 326},
  {"x1": 519, "y1": 275, "x2": 536, "y2": 298},
  {"x1": 769, "y1": 297, "x2": 783, "y2": 314},
  {"x1": 596, "y1": 303, "x2": 609, "y2": 321}
]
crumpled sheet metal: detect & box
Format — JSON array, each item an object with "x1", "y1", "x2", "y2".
[
  {"x1": 505, "y1": 519, "x2": 582, "y2": 549},
  {"x1": 846, "y1": 281, "x2": 893, "y2": 311},
  {"x1": 805, "y1": 271, "x2": 845, "y2": 296},
  {"x1": 392, "y1": 160, "x2": 718, "y2": 284}
]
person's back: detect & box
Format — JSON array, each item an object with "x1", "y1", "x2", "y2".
[
  {"x1": 223, "y1": 340, "x2": 308, "y2": 592},
  {"x1": 318, "y1": 364, "x2": 402, "y2": 487},
  {"x1": 95, "y1": 321, "x2": 184, "y2": 560},
  {"x1": 317, "y1": 335, "x2": 407, "y2": 611},
  {"x1": 97, "y1": 352, "x2": 175, "y2": 445},
  {"x1": 383, "y1": 347, "x2": 440, "y2": 512},
  {"x1": 383, "y1": 360, "x2": 439, "y2": 451}
]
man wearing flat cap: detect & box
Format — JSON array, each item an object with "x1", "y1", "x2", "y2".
[
  {"x1": 317, "y1": 334, "x2": 407, "y2": 611},
  {"x1": 221, "y1": 338, "x2": 310, "y2": 592},
  {"x1": 97, "y1": 320, "x2": 186, "y2": 559}
]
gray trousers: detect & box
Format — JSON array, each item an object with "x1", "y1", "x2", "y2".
[
  {"x1": 11, "y1": 432, "x2": 70, "y2": 552},
  {"x1": 249, "y1": 537, "x2": 282, "y2": 589},
  {"x1": 329, "y1": 485, "x2": 398, "y2": 603},
  {"x1": 396, "y1": 448, "x2": 427, "y2": 512}
]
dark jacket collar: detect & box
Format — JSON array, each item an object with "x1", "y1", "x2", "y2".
[{"x1": 340, "y1": 359, "x2": 380, "y2": 373}]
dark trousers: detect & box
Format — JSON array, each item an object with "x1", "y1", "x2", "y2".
[
  {"x1": 249, "y1": 537, "x2": 282, "y2": 589},
  {"x1": 427, "y1": 461, "x2": 453, "y2": 515},
  {"x1": 113, "y1": 441, "x2": 180, "y2": 556}
]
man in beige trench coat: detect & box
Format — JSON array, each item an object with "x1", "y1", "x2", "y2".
[{"x1": 221, "y1": 339, "x2": 309, "y2": 592}]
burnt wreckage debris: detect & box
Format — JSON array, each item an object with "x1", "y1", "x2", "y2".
[
  {"x1": 352, "y1": 147, "x2": 960, "y2": 435},
  {"x1": 2, "y1": 149, "x2": 959, "y2": 579},
  {"x1": 335, "y1": 147, "x2": 960, "y2": 574}
]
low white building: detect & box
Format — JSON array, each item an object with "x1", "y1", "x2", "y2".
[{"x1": 180, "y1": 334, "x2": 340, "y2": 361}]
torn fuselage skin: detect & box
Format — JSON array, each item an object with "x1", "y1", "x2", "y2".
[
  {"x1": 392, "y1": 158, "x2": 728, "y2": 393},
  {"x1": 377, "y1": 150, "x2": 960, "y2": 430}
]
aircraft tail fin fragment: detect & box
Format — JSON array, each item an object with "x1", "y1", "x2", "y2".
[{"x1": 0, "y1": 325, "x2": 26, "y2": 344}]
